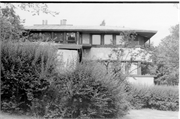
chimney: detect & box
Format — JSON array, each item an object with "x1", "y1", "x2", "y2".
[
  {"x1": 45, "y1": 20, "x2": 48, "y2": 25},
  {"x1": 60, "y1": 20, "x2": 63, "y2": 25},
  {"x1": 42, "y1": 20, "x2": 45, "y2": 25},
  {"x1": 42, "y1": 20, "x2": 48, "y2": 25},
  {"x1": 60, "y1": 19, "x2": 67, "y2": 25}
]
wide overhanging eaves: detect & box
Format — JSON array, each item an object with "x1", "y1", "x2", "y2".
[{"x1": 24, "y1": 26, "x2": 157, "y2": 39}]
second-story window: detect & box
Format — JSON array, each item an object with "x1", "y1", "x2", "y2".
[
  {"x1": 82, "y1": 34, "x2": 90, "y2": 44},
  {"x1": 42, "y1": 32, "x2": 52, "y2": 41},
  {"x1": 92, "y1": 35, "x2": 101, "y2": 45},
  {"x1": 104, "y1": 35, "x2": 113, "y2": 45},
  {"x1": 66, "y1": 32, "x2": 76, "y2": 44},
  {"x1": 54, "y1": 32, "x2": 64, "y2": 43}
]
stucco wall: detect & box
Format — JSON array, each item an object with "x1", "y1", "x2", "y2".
[
  {"x1": 54, "y1": 48, "x2": 154, "y2": 86},
  {"x1": 127, "y1": 76, "x2": 154, "y2": 86},
  {"x1": 83, "y1": 47, "x2": 151, "y2": 62}
]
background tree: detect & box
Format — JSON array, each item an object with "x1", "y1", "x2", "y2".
[
  {"x1": 150, "y1": 24, "x2": 179, "y2": 85},
  {"x1": 0, "y1": 6, "x2": 23, "y2": 41},
  {"x1": 0, "y1": 3, "x2": 59, "y2": 42}
]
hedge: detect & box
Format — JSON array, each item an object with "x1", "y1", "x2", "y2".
[{"x1": 129, "y1": 84, "x2": 179, "y2": 111}]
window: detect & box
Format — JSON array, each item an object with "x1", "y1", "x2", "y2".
[
  {"x1": 104, "y1": 35, "x2": 113, "y2": 45},
  {"x1": 129, "y1": 63, "x2": 138, "y2": 75},
  {"x1": 54, "y1": 33, "x2": 64, "y2": 43},
  {"x1": 116, "y1": 35, "x2": 123, "y2": 45},
  {"x1": 66, "y1": 32, "x2": 76, "y2": 44},
  {"x1": 141, "y1": 62, "x2": 152, "y2": 75},
  {"x1": 43, "y1": 33, "x2": 51, "y2": 41},
  {"x1": 125, "y1": 62, "x2": 130, "y2": 74},
  {"x1": 82, "y1": 34, "x2": 90, "y2": 44},
  {"x1": 92, "y1": 35, "x2": 101, "y2": 45}
]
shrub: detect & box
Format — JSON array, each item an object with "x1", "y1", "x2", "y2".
[
  {"x1": 129, "y1": 84, "x2": 179, "y2": 111},
  {"x1": 40, "y1": 62, "x2": 130, "y2": 118},
  {"x1": 1, "y1": 42, "x2": 130, "y2": 118},
  {"x1": 149, "y1": 85, "x2": 179, "y2": 111},
  {"x1": 1, "y1": 41, "x2": 57, "y2": 115},
  {"x1": 128, "y1": 84, "x2": 150, "y2": 109}
]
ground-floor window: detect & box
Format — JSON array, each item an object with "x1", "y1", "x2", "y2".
[{"x1": 141, "y1": 62, "x2": 153, "y2": 75}]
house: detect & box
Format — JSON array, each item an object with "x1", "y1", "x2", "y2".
[{"x1": 24, "y1": 19, "x2": 157, "y2": 85}]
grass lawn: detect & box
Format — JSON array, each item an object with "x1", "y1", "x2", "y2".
[
  {"x1": 123, "y1": 109, "x2": 179, "y2": 119},
  {"x1": 0, "y1": 109, "x2": 178, "y2": 119}
]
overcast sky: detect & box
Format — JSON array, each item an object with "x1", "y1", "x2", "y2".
[{"x1": 15, "y1": 3, "x2": 179, "y2": 46}]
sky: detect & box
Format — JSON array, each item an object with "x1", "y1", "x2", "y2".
[{"x1": 15, "y1": 3, "x2": 179, "y2": 46}]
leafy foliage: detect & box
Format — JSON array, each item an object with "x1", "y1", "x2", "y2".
[
  {"x1": 1, "y1": 42, "x2": 130, "y2": 118},
  {"x1": 152, "y1": 24, "x2": 179, "y2": 85},
  {"x1": 1, "y1": 41, "x2": 57, "y2": 115},
  {"x1": 0, "y1": 3, "x2": 59, "y2": 42},
  {"x1": 37, "y1": 62, "x2": 130, "y2": 118},
  {"x1": 141, "y1": 24, "x2": 179, "y2": 85},
  {"x1": 129, "y1": 84, "x2": 179, "y2": 111},
  {"x1": 1, "y1": 3, "x2": 59, "y2": 16},
  {"x1": 0, "y1": 6, "x2": 23, "y2": 41}
]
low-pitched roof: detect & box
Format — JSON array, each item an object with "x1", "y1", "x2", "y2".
[{"x1": 24, "y1": 25, "x2": 157, "y2": 39}]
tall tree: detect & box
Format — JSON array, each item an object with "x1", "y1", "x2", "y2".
[
  {"x1": 0, "y1": 3, "x2": 59, "y2": 41},
  {"x1": 153, "y1": 24, "x2": 179, "y2": 85},
  {"x1": 0, "y1": 6, "x2": 23, "y2": 41}
]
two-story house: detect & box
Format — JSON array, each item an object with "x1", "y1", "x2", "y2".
[{"x1": 24, "y1": 19, "x2": 157, "y2": 85}]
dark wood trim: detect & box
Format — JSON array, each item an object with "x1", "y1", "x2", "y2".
[
  {"x1": 101, "y1": 34, "x2": 104, "y2": 45},
  {"x1": 113, "y1": 34, "x2": 116, "y2": 45},
  {"x1": 79, "y1": 33, "x2": 82, "y2": 44},
  {"x1": 90, "y1": 34, "x2": 92, "y2": 44},
  {"x1": 63, "y1": 32, "x2": 65, "y2": 43},
  {"x1": 76, "y1": 32, "x2": 79, "y2": 44},
  {"x1": 91, "y1": 44, "x2": 124, "y2": 48},
  {"x1": 51, "y1": 32, "x2": 54, "y2": 40},
  {"x1": 137, "y1": 62, "x2": 141, "y2": 75},
  {"x1": 128, "y1": 75, "x2": 156, "y2": 77}
]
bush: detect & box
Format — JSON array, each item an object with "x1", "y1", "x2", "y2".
[
  {"x1": 40, "y1": 62, "x2": 130, "y2": 118},
  {"x1": 128, "y1": 85, "x2": 150, "y2": 109},
  {"x1": 1, "y1": 42, "x2": 130, "y2": 118},
  {"x1": 129, "y1": 84, "x2": 179, "y2": 111},
  {"x1": 149, "y1": 85, "x2": 179, "y2": 111},
  {"x1": 1, "y1": 41, "x2": 57, "y2": 115}
]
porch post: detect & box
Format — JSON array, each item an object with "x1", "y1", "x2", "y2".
[
  {"x1": 137, "y1": 62, "x2": 142, "y2": 75},
  {"x1": 51, "y1": 32, "x2": 54, "y2": 41},
  {"x1": 63, "y1": 32, "x2": 66, "y2": 43},
  {"x1": 113, "y1": 34, "x2": 116, "y2": 45},
  {"x1": 101, "y1": 34, "x2": 104, "y2": 45},
  {"x1": 76, "y1": 32, "x2": 80, "y2": 44},
  {"x1": 90, "y1": 34, "x2": 92, "y2": 44}
]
